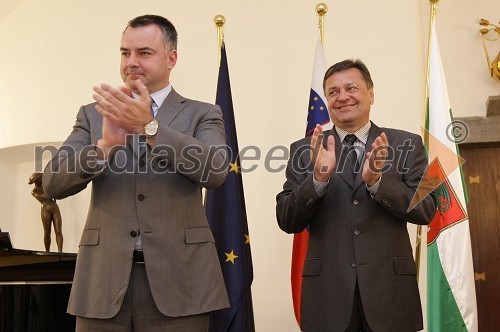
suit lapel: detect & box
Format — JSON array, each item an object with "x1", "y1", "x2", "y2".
[
  {"x1": 154, "y1": 88, "x2": 187, "y2": 126},
  {"x1": 364, "y1": 121, "x2": 383, "y2": 155}
]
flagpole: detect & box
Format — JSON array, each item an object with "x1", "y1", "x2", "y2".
[
  {"x1": 415, "y1": 0, "x2": 439, "y2": 281},
  {"x1": 214, "y1": 15, "x2": 226, "y2": 65},
  {"x1": 316, "y1": 3, "x2": 328, "y2": 46}
]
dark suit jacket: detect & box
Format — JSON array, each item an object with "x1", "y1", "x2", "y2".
[
  {"x1": 43, "y1": 89, "x2": 230, "y2": 318},
  {"x1": 276, "y1": 122, "x2": 436, "y2": 332}
]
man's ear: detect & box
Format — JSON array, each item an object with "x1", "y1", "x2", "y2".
[{"x1": 167, "y1": 49, "x2": 178, "y2": 70}]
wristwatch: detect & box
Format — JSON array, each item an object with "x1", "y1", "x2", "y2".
[{"x1": 144, "y1": 118, "x2": 159, "y2": 137}]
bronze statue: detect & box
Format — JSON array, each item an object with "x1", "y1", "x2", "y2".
[{"x1": 28, "y1": 172, "x2": 63, "y2": 252}]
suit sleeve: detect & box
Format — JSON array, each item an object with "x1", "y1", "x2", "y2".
[
  {"x1": 150, "y1": 104, "x2": 228, "y2": 189},
  {"x1": 276, "y1": 141, "x2": 323, "y2": 233},
  {"x1": 372, "y1": 134, "x2": 437, "y2": 225},
  {"x1": 43, "y1": 105, "x2": 107, "y2": 200}
]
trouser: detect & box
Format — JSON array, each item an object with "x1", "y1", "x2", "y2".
[{"x1": 76, "y1": 263, "x2": 208, "y2": 332}]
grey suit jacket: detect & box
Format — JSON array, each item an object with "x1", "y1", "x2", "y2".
[
  {"x1": 276, "y1": 123, "x2": 437, "y2": 332},
  {"x1": 43, "y1": 89, "x2": 230, "y2": 318}
]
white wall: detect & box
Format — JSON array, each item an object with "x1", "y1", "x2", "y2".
[
  {"x1": 0, "y1": 159, "x2": 16, "y2": 233},
  {"x1": 431, "y1": 0, "x2": 500, "y2": 116},
  {"x1": 0, "y1": 0, "x2": 498, "y2": 331}
]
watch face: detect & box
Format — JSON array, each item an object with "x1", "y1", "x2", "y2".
[{"x1": 145, "y1": 119, "x2": 158, "y2": 136}]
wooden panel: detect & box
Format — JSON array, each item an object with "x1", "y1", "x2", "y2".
[{"x1": 460, "y1": 145, "x2": 500, "y2": 332}]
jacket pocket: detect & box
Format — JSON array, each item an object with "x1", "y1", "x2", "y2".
[
  {"x1": 79, "y1": 229, "x2": 99, "y2": 246},
  {"x1": 394, "y1": 256, "x2": 417, "y2": 275},
  {"x1": 302, "y1": 258, "x2": 321, "y2": 276},
  {"x1": 185, "y1": 227, "x2": 215, "y2": 244}
]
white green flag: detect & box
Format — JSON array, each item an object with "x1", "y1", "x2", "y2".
[{"x1": 425, "y1": 20, "x2": 478, "y2": 332}]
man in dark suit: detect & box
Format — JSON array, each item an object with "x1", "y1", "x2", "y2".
[
  {"x1": 43, "y1": 15, "x2": 229, "y2": 331},
  {"x1": 276, "y1": 59, "x2": 437, "y2": 332}
]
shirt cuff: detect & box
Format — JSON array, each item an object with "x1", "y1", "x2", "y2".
[
  {"x1": 313, "y1": 174, "x2": 329, "y2": 196},
  {"x1": 366, "y1": 175, "x2": 382, "y2": 198}
]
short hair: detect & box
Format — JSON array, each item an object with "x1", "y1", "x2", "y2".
[
  {"x1": 323, "y1": 59, "x2": 374, "y2": 91},
  {"x1": 125, "y1": 15, "x2": 178, "y2": 50}
]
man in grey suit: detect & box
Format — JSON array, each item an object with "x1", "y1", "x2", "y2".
[
  {"x1": 43, "y1": 15, "x2": 229, "y2": 331},
  {"x1": 276, "y1": 59, "x2": 437, "y2": 331}
]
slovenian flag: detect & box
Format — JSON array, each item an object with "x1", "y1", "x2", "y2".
[{"x1": 291, "y1": 37, "x2": 330, "y2": 327}]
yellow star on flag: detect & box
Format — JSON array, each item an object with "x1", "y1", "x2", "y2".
[
  {"x1": 225, "y1": 250, "x2": 239, "y2": 264},
  {"x1": 229, "y1": 162, "x2": 240, "y2": 174},
  {"x1": 245, "y1": 234, "x2": 250, "y2": 244}
]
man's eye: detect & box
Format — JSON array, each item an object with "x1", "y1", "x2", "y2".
[{"x1": 329, "y1": 91, "x2": 339, "y2": 96}]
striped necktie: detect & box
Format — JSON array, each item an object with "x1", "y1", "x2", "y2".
[{"x1": 344, "y1": 134, "x2": 359, "y2": 179}]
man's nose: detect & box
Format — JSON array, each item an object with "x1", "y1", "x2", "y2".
[
  {"x1": 126, "y1": 53, "x2": 139, "y2": 67},
  {"x1": 337, "y1": 89, "x2": 349, "y2": 100}
]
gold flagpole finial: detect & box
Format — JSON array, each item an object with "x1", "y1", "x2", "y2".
[
  {"x1": 429, "y1": 0, "x2": 439, "y2": 17},
  {"x1": 316, "y1": 3, "x2": 328, "y2": 16},
  {"x1": 315, "y1": 3, "x2": 328, "y2": 46},
  {"x1": 214, "y1": 15, "x2": 226, "y2": 64},
  {"x1": 214, "y1": 15, "x2": 226, "y2": 28}
]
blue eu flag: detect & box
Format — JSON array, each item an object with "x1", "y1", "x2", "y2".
[{"x1": 206, "y1": 43, "x2": 255, "y2": 332}]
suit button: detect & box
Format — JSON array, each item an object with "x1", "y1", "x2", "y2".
[
  {"x1": 351, "y1": 263, "x2": 356, "y2": 268},
  {"x1": 130, "y1": 231, "x2": 137, "y2": 237},
  {"x1": 137, "y1": 194, "x2": 145, "y2": 201},
  {"x1": 352, "y1": 199, "x2": 359, "y2": 205},
  {"x1": 354, "y1": 230, "x2": 360, "y2": 236}
]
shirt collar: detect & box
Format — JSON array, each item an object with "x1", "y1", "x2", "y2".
[
  {"x1": 335, "y1": 121, "x2": 371, "y2": 144},
  {"x1": 149, "y1": 84, "x2": 172, "y2": 110},
  {"x1": 132, "y1": 84, "x2": 172, "y2": 114}
]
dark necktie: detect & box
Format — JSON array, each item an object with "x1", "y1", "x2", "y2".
[
  {"x1": 344, "y1": 134, "x2": 359, "y2": 179},
  {"x1": 137, "y1": 99, "x2": 155, "y2": 152},
  {"x1": 150, "y1": 98, "x2": 155, "y2": 117}
]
